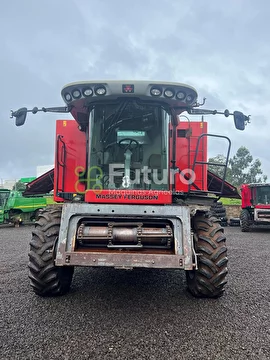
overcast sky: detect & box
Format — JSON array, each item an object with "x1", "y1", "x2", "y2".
[{"x1": 1, "y1": 0, "x2": 269, "y2": 181}]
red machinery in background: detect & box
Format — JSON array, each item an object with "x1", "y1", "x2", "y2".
[
  {"x1": 11, "y1": 80, "x2": 250, "y2": 299},
  {"x1": 240, "y1": 183, "x2": 270, "y2": 231}
]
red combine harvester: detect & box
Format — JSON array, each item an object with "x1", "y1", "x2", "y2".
[
  {"x1": 240, "y1": 183, "x2": 270, "y2": 232},
  {"x1": 11, "y1": 80, "x2": 250, "y2": 298}
]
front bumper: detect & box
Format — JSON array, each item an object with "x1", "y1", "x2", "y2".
[{"x1": 55, "y1": 203, "x2": 194, "y2": 270}]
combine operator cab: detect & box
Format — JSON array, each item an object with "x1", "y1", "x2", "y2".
[
  {"x1": 11, "y1": 80, "x2": 250, "y2": 298},
  {"x1": 240, "y1": 183, "x2": 270, "y2": 232},
  {"x1": 88, "y1": 101, "x2": 169, "y2": 193}
]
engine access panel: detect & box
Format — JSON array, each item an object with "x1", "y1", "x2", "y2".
[
  {"x1": 54, "y1": 120, "x2": 87, "y2": 202},
  {"x1": 173, "y1": 121, "x2": 208, "y2": 193}
]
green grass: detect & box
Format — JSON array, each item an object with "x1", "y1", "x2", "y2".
[
  {"x1": 44, "y1": 196, "x2": 57, "y2": 205},
  {"x1": 220, "y1": 197, "x2": 241, "y2": 205}
]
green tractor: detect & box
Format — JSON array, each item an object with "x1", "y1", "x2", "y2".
[
  {"x1": 0, "y1": 189, "x2": 10, "y2": 224},
  {"x1": 0, "y1": 188, "x2": 53, "y2": 227}
]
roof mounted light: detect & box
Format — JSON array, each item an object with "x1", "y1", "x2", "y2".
[
  {"x1": 164, "y1": 88, "x2": 175, "y2": 98},
  {"x1": 82, "y1": 88, "x2": 93, "y2": 97},
  {"x1": 64, "y1": 93, "x2": 72, "y2": 102},
  {"x1": 150, "y1": 87, "x2": 162, "y2": 96},
  {"x1": 72, "y1": 89, "x2": 81, "y2": 99},
  {"x1": 186, "y1": 94, "x2": 195, "y2": 104},
  {"x1": 95, "y1": 86, "x2": 106, "y2": 95},
  {"x1": 176, "y1": 91, "x2": 186, "y2": 100}
]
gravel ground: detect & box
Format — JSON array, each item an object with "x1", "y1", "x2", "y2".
[{"x1": 0, "y1": 225, "x2": 269, "y2": 360}]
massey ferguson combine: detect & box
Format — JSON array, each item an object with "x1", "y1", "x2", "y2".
[
  {"x1": 240, "y1": 183, "x2": 270, "y2": 231},
  {"x1": 11, "y1": 80, "x2": 250, "y2": 298}
]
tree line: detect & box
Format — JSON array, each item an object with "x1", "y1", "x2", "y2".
[{"x1": 208, "y1": 146, "x2": 267, "y2": 187}]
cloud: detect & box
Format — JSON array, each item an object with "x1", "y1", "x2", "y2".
[{"x1": 0, "y1": 0, "x2": 269, "y2": 182}]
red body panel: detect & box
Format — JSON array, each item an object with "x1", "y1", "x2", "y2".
[
  {"x1": 54, "y1": 120, "x2": 86, "y2": 202},
  {"x1": 241, "y1": 184, "x2": 252, "y2": 208},
  {"x1": 85, "y1": 189, "x2": 171, "y2": 204},
  {"x1": 174, "y1": 121, "x2": 208, "y2": 192},
  {"x1": 54, "y1": 119, "x2": 208, "y2": 203},
  {"x1": 241, "y1": 184, "x2": 270, "y2": 209},
  {"x1": 254, "y1": 204, "x2": 270, "y2": 209}
]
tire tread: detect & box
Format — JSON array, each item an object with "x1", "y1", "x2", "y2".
[
  {"x1": 186, "y1": 212, "x2": 228, "y2": 298},
  {"x1": 28, "y1": 206, "x2": 73, "y2": 297}
]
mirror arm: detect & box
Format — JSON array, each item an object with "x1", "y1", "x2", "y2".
[
  {"x1": 187, "y1": 108, "x2": 251, "y2": 123},
  {"x1": 10, "y1": 105, "x2": 72, "y2": 119},
  {"x1": 188, "y1": 108, "x2": 228, "y2": 116}
]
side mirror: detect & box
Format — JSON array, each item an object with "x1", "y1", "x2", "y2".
[
  {"x1": 233, "y1": 111, "x2": 246, "y2": 131},
  {"x1": 12, "y1": 107, "x2": 27, "y2": 126}
]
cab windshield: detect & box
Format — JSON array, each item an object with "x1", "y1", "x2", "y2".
[
  {"x1": 0, "y1": 191, "x2": 10, "y2": 207},
  {"x1": 255, "y1": 185, "x2": 270, "y2": 205},
  {"x1": 88, "y1": 100, "x2": 170, "y2": 191}
]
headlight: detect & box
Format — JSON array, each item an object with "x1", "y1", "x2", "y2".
[
  {"x1": 176, "y1": 91, "x2": 186, "y2": 100},
  {"x1": 72, "y1": 89, "x2": 81, "y2": 99},
  {"x1": 186, "y1": 94, "x2": 194, "y2": 104},
  {"x1": 95, "y1": 86, "x2": 106, "y2": 95},
  {"x1": 150, "y1": 87, "x2": 162, "y2": 96},
  {"x1": 164, "y1": 88, "x2": 175, "y2": 98},
  {"x1": 64, "y1": 93, "x2": 72, "y2": 102},
  {"x1": 82, "y1": 88, "x2": 93, "y2": 97}
]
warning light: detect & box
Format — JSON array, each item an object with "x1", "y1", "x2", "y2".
[{"x1": 122, "y1": 84, "x2": 134, "y2": 93}]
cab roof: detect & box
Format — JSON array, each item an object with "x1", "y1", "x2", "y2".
[{"x1": 61, "y1": 80, "x2": 198, "y2": 111}]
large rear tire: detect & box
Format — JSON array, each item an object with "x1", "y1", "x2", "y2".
[
  {"x1": 28, "y1": 206, "x2": 74, "y2": 296},
  {"x1": 240, "y1": 209, "x2": 250, "y2": 232},
  {"x1": 186, "y1": 212, "x2": 228, "y2": 298}
]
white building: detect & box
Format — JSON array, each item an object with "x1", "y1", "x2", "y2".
[
  {"x1": 0, "y1": 179, "x2": 16, "y2": 190},
  {"x1": 0, "y1": 165, "x2": 54, "y2": 190},
  {"x1": 36, "y1": 165, "x2": 54, "y2": 178}
]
